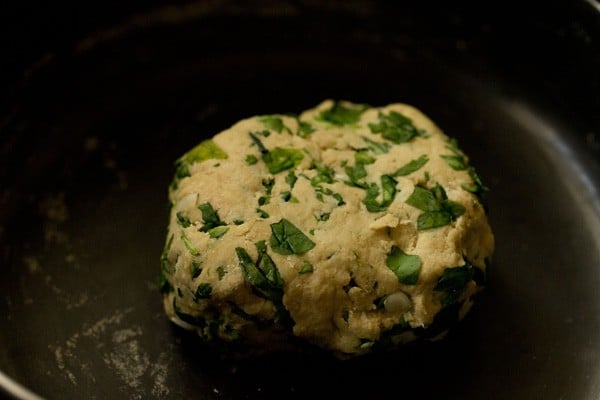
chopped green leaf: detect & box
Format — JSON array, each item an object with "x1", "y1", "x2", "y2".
[
  {"x1": 233, "y1": 219, "x2": 244, "y2": 225},
  {"x1": 386, "y1": 246, "x2": 421, "y2": 284},
  {"x1": 184, "y1": 139, "x2": 228, "y2": 164},
  {"x1": 441, "y1": 155, "x2": 468, "y2": 170},
  {"x1": 317, "y1": 101, "x2": 368, "y2": 126},
  {"x1": 280, "y1": 191, "x2": 292, "y2": 202},
  {"x1": 298, "y1": 261, "x2": 314, "y2": 274},
  {"x1": 258, "y1": 196, "x2": 269, "y2": 206},
  {"x1": 355, "y1": 150, "x2": 376, "y2": 165},
  {"x1": 245, "y1": 154, "x2": 258, "y2": 165},
  {"x1": 263, "y1": 147, "x2": 304, "y2": 174},
  {"x1": 285, "y1": 170, "x2": 298, "y2": 188},
  {"x1": 180, "y1": 233, "x2": 200, "y2": 256},
  {"x1": 208, "y1": 226, "x2": 229, "y2": 239},
  {"x1": 362, "y1": 136, "x2": 391, "y2": 154},
  {"x1": 176, "y1": 212, "x2": 191, "y2": 228},
  {"x1": 256, "y1": 208, "x2": 269, "y2": 218},
  {"x1": 461, "y1": 166, "x2": 489, "y2": 209},
  {"x1": 368, "y1": 110, "x2": 427, "y2": 144},
  {"x1": 310, "y1": 164, "x2": 336, "y2": 186},
  {"x1": 194, "y1": 283, "x2": 212, "y2": 300},
  {"x1": 217, "y1": 265, "x2": 227, "y2": 280},
  {"x1": 191, "y1": 261, "x2": 202, "y2": 279},
  {"x1": 332, "y1": 192, "x2": 345, "y2": 206},
  {"x1": 363, "y1": 175, "x2": 398, "y2": 212},
  {"x1": 255, "y1": 241, "x2": 283, "y2": 288},
  {"x1": 298, "y1": 121, "x2": 315, "y2": 138},
  {"x1": 394, "y1": 155, "x2": 429, "y2": 176},
  {"x1": 317, "y1": 212, "x2": 331, "y2": 221},
  {"x1": 417, "y1": 211, "x2": 452, "y2": 230},
  {"x1": 405, "y1": 186, "x2": 440, "y2": 212},
  {"x1": 249, "y1": 132, "x2": 269, "y2": 155},
  {"x1": 345, "y1": 162, "x2": 368, "y2": 188},
  {"x1": 259, "y1": 115, "x2": 291, "y2": 134},
  {"x1": 262, "y1": 178, "x2": 275, "y2": 195},
  {"x1": 198, "y1": 202, "x2": 226, "y2": 232},
  {"x1": 434, "y1": 264, "x2": 474, "y2": 305},
  {"x1": 269, "y1": 218, "x2": 316, "y2": 255},
  {"x1": 405, "y1": 184, "x2": 465, "y2": 230},
  {"x1": 235, "y1": 246, "x2": 285, "y2": 313}
]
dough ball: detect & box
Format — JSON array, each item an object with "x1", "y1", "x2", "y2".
[{"x1": 159, "y1": 100, "x2": 494, "y2": 358}]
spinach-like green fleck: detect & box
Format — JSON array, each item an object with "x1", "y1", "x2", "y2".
[
  {"x1": 249, "y1": 132, "x2": 269, "y2": 155},
  {"x1": 184, "y1": 139, "x2": 228, "y2": 164},
  {"x1": 176, "y1": 212, "x2": 191, "y2": 228},
  {"x1": 170, "y1": 140, "x2": 228, "y2": 190},
  {"x1": 194, "y1": 283, "x2": 212, "y2": 300},
  {"x1": 259, "y1": 115, "x2": 291, "y2": 134},
  {"x1": 262, "y1": 178, "x2": 275, "y2": 195},
  {"x1": 217, "y1": 265, "x2": 227, "y2": 280},
  {"x1": 434, "y1": 264, "x2": 474, "y2": 305},
  {"x1": 235, "y1": 245, "x2": 286, "y2": 318},
  {"x1": 405, "y1": 183, "x2": 465, "y2": 230},
  {"x1": 393, "y1": 155, "x2": 429, "y2": 176},
  {"x1": 441, "y1": 155, "x2": 468, "y2": 170},
  {"x1": 297, "y1": 121, "x2": 315, "y2": 138},
  {"x1": 269, "y1": 218, "x2": 316, "y2": 255},
  {"x1": 386, "y1": 246, "x2": 421, "y2": 284},
  {"x1": 255, "y1": 208, "x2": 269, "y2": 218},
  {"x1": 249, "y1": 132, "x2": 300, "y2": 183},
  {"x1": 317, "y1": 101, "x2": 368, "y2": 126},
  {"x1": 263, "y1": 147, "x2": 304, "y2": 174},
  {"x1": 368, "y1": 110, "x2": 427, "y2": 144},
  {"x1": 344, "y1": 150, "x2": 375, "y2": 188},
  {"x1": 191, "y1": 261, "x2": 202, "y2": 279},
  {"x1": 198, "y1": 202, "x2": 226, "y2": 232},
  {"x1": 285, "y1": 170, "x2": 298, "y2": 188},
  {"x1": 310, "y1": 164, "x2": 336, "y2": 186},
  {"x1": 208, "y1": 226, "x2": 229, "y2": 239},
  {"x1": 245, "y1": 154, "x2": 258, "y2": 165},
  {"x1": 362, "y1": 136, "x2": 391, "y2": 154},
  {"x1": 462, "y1": 167, "x2": 489, "y2": 209},
  {"x1": 298, "y1": 261, "x2": 314, "y2": 274},
  {"x1": 363, "y1": 175, "x2": 398, "y2": 212},
  {"x1": 180, "y1": 233, "x2": 200, "y2": 256},
  {"x1": 444, "y1": 138, "x2": 489, "y2": 207}
]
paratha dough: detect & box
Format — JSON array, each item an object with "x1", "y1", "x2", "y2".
[{"x1": 159, "y1": 100, "x2": 494, "y2": 357}]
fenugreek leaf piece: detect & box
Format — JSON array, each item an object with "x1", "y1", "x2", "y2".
[
  {"x1": 386, "y1": 246, "x2": 421, "y2": 284},
  {"x1": 198, "y1": 202, "x2": 226, "y2": 232},
  {"x1": 259, "y1": 115, "x2": 291, "y2": 134},
  {"x1": 394, "y1": 155, "x2": 429, "y2": 176},
  {"x1": 269, "y1": 219, "x2": 316, "y2": 255},
  {"x1": 368, "y1": 111, "x2": 427, "y2": 144},
  {"x1": 363, "y1": 175, "x2": 398, "y2": 212},
  {"x1": 405, "y1": 184, "x2": 465, "y2": 230},
  {"x1": 317, "y1": 101, "x2": 368, "y2": 126},
  {"x1": 434, "y1": 264, "x2": 474, "y2": 305},
  {"x1": 263, "y1": 147, "x2": 304, "y2": 174}
]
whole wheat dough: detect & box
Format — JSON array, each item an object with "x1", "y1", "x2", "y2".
[{"x1": 159, "y1": 100, "x2": 494, "y2": 357}]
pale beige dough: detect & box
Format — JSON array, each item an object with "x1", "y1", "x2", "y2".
[{"x1": 160, "y1": 100, "x2": 494, "y2": 357}]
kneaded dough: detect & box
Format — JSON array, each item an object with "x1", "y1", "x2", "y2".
[{"x1": 159, "y1": 100, "x2": 494, "y2": 357}]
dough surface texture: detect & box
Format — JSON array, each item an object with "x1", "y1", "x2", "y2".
[{"x1": 160, "y1": 100, "x2": 494, "y2": 357}]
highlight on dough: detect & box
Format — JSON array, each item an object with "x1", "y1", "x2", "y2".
[{"x1": 158, "y1": 100, "x2": 494, "y2": 358}]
